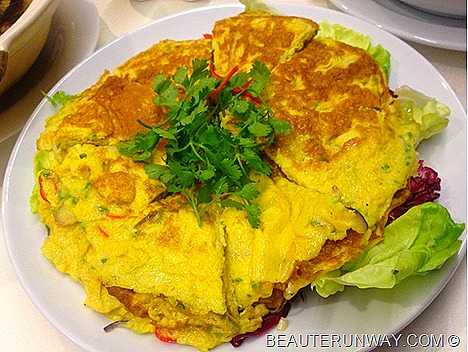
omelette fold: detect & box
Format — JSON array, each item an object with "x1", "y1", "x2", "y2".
[{"x1": 32, "y1": 9, "x2": 427, "y2": 352}]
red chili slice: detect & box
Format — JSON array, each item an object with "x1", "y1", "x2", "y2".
[
  {"x1": 209, "y1": 63, "x2": 222, "y2": 79},
  {"x1": 38, "y1": 175, "x2": 50, "y2": 203},
  {"x1": 38, "y1": 174, "x2": 59, "y2": 203},
  {"x1": 232, "y1": 80, "x2": 262, "y2": 104},
  {"x1": 98, "y1": 226, "x2": 110, "y2": 238},
  {"x1": 211, "y1": 65, "x2": 239, "y2": 100},
  {"x1": 154, "y1": 327, "x2": 176, "y2": 343}
]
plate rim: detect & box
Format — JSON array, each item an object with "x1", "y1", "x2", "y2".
[{"x1": 329, "y1": 0, "x2": 467, "y2": 51}]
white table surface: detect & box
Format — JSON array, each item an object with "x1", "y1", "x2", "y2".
[{"x1": 0, "y1": 1, "x2": 466, "y2": 351}]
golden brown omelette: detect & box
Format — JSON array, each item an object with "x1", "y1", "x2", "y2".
[
  {"x1": 212, "y1": 10, "x2": 319, "y2": 75},
  {"x1": 32, "y1": 9, "x2": 424, "y2": 352}
]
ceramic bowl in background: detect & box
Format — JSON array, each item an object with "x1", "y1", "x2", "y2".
[
  {"x1": 0, "y1": 0, "x2": 60, "y2": 96},
  {"x1": 399, "y1": 0, "x2": 466, "y2": 18}
]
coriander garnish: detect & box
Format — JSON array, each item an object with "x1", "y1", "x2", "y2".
[
  {"x1": 118, "y1": 59, "x2": 291, "y2": 228},
  {"x1": 43, "y1": 90, "x2": 76, "y2": 108}
]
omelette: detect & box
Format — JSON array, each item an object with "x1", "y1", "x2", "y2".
[{"x1": 31, "y1": 8, "x2": 444, "y2": 352}]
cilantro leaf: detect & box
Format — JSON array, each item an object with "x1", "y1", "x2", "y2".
[
  {"x1": 248, "y1": 119, "x2": 273, "y2": 137},
  {"x1": 152, "y1": 74, "x2": 179, "y2": 106},
  {"x1": 270, "y1": 116, "x2": 293, "y2": 135},
  {"x1": 196, "y1": 185, "x2": 215, "y2": 204},
  {"x1": 245, "y1": 203, "x2": 261, "y2": 228},
  {"x1": 44, "y1": 90, "x2": 76, "y2": 108},
  {"x1": 118, "y1": 58, "x2": 291, "y2": 227},
  {"x1": 248, "y1": 61, "x2": 270, "y2": 95},
  {"x1": 117, "y1": 130, "x2": 160, "y2": 161},
  {"x1": 219, "y1": 158, "x2": 242, "y2": 182},
  {"x1": 173, "y1": 66, "x2": 189, "y2": 86},
  {"x1": 236, "y1": 184, "x2": 260, "y2": 202},
  {"x1": 144, "y1": 164, "x2": 170, "y2": 180},
  {"x1": 221, "y1": 198, "x2": 246, "y2": 211},
  {"x1": 240, "y1": 148, "x2": 271, "y2": 175}
]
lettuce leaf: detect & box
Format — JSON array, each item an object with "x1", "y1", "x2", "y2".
[
  {"x1": 239, "y1": 0, "x2": 459, "y2": 300},
  {"x1": 239, "y1": 0, "x2": 284, "y2": 15},
  {"x1": 395, "y1": 85, "x2": 450, "y2": 143},
  {"x1": 311, "y1": 202, "x2": 464, "y2": 297}
]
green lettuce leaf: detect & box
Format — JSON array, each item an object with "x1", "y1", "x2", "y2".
[
  {"x1": 311, "y1": 202, "x2": 464, "y2": 297},
  {"x1": 239, "y1": 0, "x2": 284, "y2": 15},
  {"x1": 395, "y1": 85, "x2": 451, "y2": 143}
]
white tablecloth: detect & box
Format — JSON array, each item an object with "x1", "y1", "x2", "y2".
[{"x1": 0, "y1": 1, "x2": 466, "y2": 351}]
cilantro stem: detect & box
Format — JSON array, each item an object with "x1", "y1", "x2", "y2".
[
  {"x1": 182, "y1": 187, "x2": 203, "y2": 227},
  {"x1": 189, "y1": 141, "x2": 209, "y2": 164},
  {"x1": 137, "y1": 118, "x2": 174, "y2": 135},
  {"x1": 232, "y1": 109, "x2": 268, "y2": 138},
  {"x1": 234, "y1": 153, "x2": 249, "y2": 179}
]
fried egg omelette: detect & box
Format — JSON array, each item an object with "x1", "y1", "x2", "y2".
[{"x1": 32, "y1": 9, "x2": 429, "y2": 352}]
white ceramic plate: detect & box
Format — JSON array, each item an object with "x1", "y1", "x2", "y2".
[
  {"x1": 0, "y1": 0, "x2": 100, "y2": 143},
  {"x1": 329, "y1": 0, "x2": 467, "y2": 51},
  {"x1": 2, "y1": 3, "x2": 466, "y2": 352}
]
